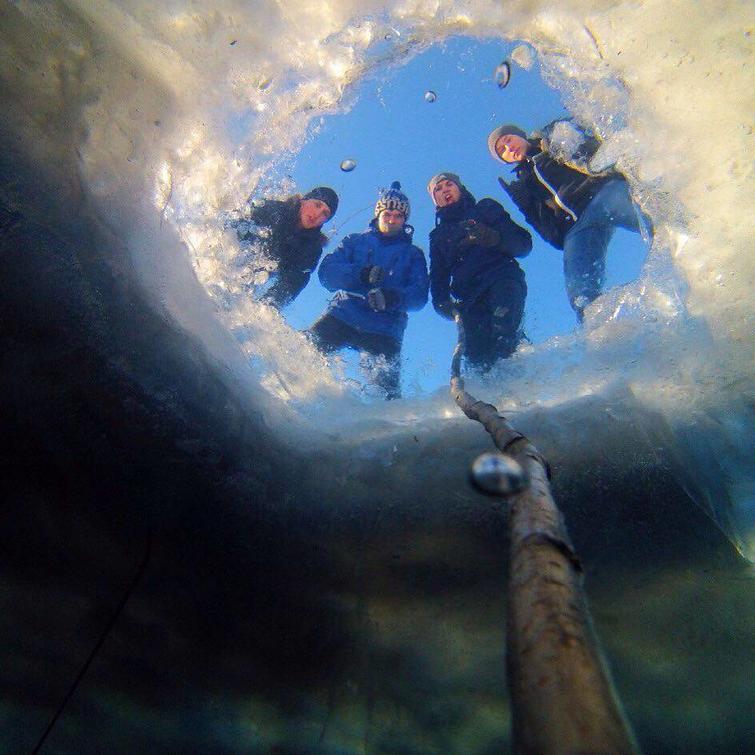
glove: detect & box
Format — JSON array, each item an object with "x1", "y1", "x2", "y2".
[
  {"x1": 473, "y1": 223, "x2": 500, "y2": 247},
  {"x1": 367, "y1": 288, "x2": 386, "y2": 311},
  {"x1": 459, "y1": 220, "x2": 500, "y2": 248},
  {"x1": 360, "y1": 265, "x2": 385, "y2": 286},
  {"x1": 434, "y1": 300, "x2": 457, "y2": 321}
]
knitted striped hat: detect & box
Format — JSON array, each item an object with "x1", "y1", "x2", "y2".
[{"x1": 374, "y1": 181, "x2": 410, "y2": 220}]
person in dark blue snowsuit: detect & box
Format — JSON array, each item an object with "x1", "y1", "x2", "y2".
[
  {"x1": 308, "y1": 182, "x2": 428, "y2": 399},
  {"x1": 428, "y1": 172, "x2": 532, "y2": 371}
]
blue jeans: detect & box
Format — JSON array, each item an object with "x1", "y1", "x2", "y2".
[{"x1": 563, "y1": 179, "x2": 645, "y2": 321}]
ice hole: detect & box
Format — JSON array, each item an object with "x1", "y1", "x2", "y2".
[{"x1": 241, "y1": 37, "x2": 649, "y2": 396}]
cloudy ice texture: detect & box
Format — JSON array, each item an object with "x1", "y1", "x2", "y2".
[{"x1": 7, "y1": 0, "x2": 753, "y2": 556}]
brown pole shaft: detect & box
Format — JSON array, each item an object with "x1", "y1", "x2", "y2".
[{"x1": 451, "y1": 378, "x2": 639, "y2": 754}]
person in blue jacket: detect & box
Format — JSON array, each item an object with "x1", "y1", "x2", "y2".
[
  {"x1": 428, "y1": 171, "x2": 532, "y2": 372},
  {"x1": 308, "y1": 182, "x2": 429, "y2": 399}
]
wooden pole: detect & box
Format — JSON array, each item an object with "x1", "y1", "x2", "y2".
[{"x1": 451, "y1": 362, "x2": 639, "y2": 753}]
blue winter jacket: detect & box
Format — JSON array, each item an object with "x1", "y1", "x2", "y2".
[{"x1": 318, "y1": 224, "x2": 429, "y2": 342}]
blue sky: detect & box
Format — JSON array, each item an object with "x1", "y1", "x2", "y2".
[{"x1": 268, "y1": 36, "x2": 646, "y2": 394}]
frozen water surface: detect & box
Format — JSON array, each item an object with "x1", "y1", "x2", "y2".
[{"x1": 1, "y1": 1, "x2": 753, "y2": 753}]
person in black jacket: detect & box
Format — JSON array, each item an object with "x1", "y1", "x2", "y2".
[
  {"x1": 428, "y1": 172, "x2": 532, "y2": 371},
  {"x1": 488, "y1": 120, "x2": 649, "y2": 322},
  {"x1": 234, "y1": 186, "x2": 338, "y2": 308}
]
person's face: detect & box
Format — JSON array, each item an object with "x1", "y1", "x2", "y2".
[
  {"x1": 495, "y1": 134, "x2": 529, "y2": 163},
  {"x1": 299, "y1": 198, "x2": 331, "y2": 229},
  {"x1": 432, "y1": 179, "x2": 461, "y2": 208},
  {"x1": 377, "y1": 208, "x2": 406, "y2": 236}
]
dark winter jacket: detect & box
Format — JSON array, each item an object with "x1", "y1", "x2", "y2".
[
  {"x1": 236, "y1": 197, "x2": 328, "y2": 307},
  {"x1": 429, "y1": 188, "x2": 532, "y2": 313},
  {"x1": 318, "y1": 224, "x2": 428, "y2": 341},
  {"x1": 500, "y1": 122, "x2": 618, "y2": 250}
]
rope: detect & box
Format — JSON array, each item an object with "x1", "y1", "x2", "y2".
[
  {"x1": 450, "y1": 311, "x2": 465, "y2": 389},
  {"x1": 32, "y1": 530, "x2": 152, "y2": 754},
  {"x1": 327, "y1": 203, "x2": 373, "y2": 238}
]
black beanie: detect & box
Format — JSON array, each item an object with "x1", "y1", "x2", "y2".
[{"x1": 303, "y1": 186, "x2": 338, "y2": 217}]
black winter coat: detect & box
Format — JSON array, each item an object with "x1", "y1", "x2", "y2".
[
  {"x1": 429, "y1": 190, "x2": 532, "y2": 311},
  {"x1": 237, "y1": 197, "x2": 328, "y2": 307},
  {"x1": 499, "y1": 127, "x2": 616, "y2": 250}
]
